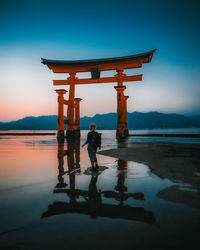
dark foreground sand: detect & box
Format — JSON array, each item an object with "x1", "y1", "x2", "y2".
[{"x1": 98, "y1": 142, "x2": 200, "y2": 209}]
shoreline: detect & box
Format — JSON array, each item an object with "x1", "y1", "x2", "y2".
[{"x1": 1, "y1": 132, "x2": 200, "y2": 138}]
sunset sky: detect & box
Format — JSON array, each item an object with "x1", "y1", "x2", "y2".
[{"x1": 0, "y1": 0, "x2": 200, "y2": 122}]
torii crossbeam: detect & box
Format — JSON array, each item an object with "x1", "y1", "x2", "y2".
[{"x1": 41, "y1": 49, "x2": 156, "y2": 139}]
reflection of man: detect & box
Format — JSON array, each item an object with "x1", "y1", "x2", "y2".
[{"x1": 88, "y1": 175, "x2": 102, "y2": 218}]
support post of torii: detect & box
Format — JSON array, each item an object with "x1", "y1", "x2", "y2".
[
  {"x1": 115, "y1": 69, "x2": 130, "y2": 138},
  {"x1": 74, "y1": 98, "x2": 82, "y2": 134},
  {"x1": 55, "y1": 89, "x2": 67, "y2": 139},
  {"x1": 66, "y1": 73, "x2": 78, "y2": 139},
  {"x1": 114, "y1": 86, "x2": 128, "y2": 138},
  {"x1": 124, "y1": 96, "x2": 129, "y2": 133},
  {"x1": 55, "y1": 89, "x2": 82, "y2": 139}
]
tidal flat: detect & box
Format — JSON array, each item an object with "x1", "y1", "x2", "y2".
[{"x1": 0, "y1": 130, "x2": 200, "y2": 250}]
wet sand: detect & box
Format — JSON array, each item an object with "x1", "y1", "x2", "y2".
[{"x1": 98, "y1": 142, "x2": 200, "y2": 209}]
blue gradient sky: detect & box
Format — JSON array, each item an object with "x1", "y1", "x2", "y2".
[{"x1": 0, "y1": 0, "x2": 200, "y2": 121}]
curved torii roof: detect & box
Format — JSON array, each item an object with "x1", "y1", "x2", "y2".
[{"x1": 41, "y1": 49, "x2": 156, "y2": 73}]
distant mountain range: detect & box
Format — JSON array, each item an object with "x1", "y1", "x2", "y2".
[{"x1": 0, "y1": 112, "x2": 200, "y2": 130}]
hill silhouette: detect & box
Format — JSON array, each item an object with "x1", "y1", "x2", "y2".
[{"x1": 0, "y1": 112, "x2": 200, "y2": 130}]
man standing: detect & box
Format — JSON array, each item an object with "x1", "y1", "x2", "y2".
[{"x1": 82, "y1": 123, "x2": 101, "y2": 171}]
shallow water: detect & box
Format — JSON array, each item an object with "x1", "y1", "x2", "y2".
[
  {"x1": 0, "y1": 131, "x2": 200, "y2": 250},
  {"x1": 1, "y1": 128, "x2": 200, "y2": 144}
]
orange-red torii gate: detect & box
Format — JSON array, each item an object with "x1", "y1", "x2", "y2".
[{"x1": 41, "y1": 49, "x2": 156, "y2": 139}]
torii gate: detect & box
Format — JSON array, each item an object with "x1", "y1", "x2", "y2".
[{"x1": 41, "y1": 49, "x2": 156, "y2": 139}]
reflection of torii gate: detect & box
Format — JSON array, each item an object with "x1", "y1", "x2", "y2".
[
  {"x1": 42, "y1": 140, "x2": 158, "y2": 226},
  {"x1": 41, "y1": 49, "x2": 156, "y2": 139}
]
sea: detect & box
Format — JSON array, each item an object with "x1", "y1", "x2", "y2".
[{"x1": 0, "y1": 128, "x2": 200, "y2": 249}]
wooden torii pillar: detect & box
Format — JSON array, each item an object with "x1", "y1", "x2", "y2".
[
  {"x1": 42, "y1": 49, "x2": 156, "y2": 139},
  {"x1": 74, "y1": 98, "x2": 82, "y2": 132},
  {"x1": 66, "y1": 73, "x2": 78, "y2": 139},
  {"x1": 115, "y1": 86, "x2": 127, "y2": 137},
  {"x1": 124, "y1": 96, "x2": 129, "y2": 132},
  {"x1": 55, "y1": 88, "x2": 82, "y2": 139},
  {"x1": 114, "y1": 70, "x2": 130, "y2": 137},
  {"x1": 55, "y1": 89, "x2": 67, "y2": 139}
]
